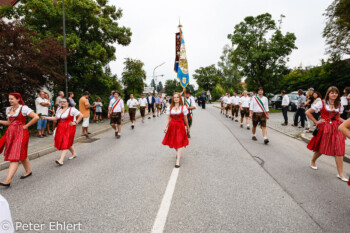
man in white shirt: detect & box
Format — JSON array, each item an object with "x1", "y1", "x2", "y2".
[
  {"x1": 138, "y1": 93, "x2": 148, "y2": 123},
  {"x1": 249, "y1": 87, "x2": 270, "y2": 144},
  {"x1": 0, "y1": 195, "x2": 14, "y2": 233},
  {"x1": 182, "y1": 90, "x2": 196, "y2": 138},
  {"x1": 239, "y1": 91, "x2": 251, "y2": 129},
  {"x1": 231, "y1": 92, "x2": 240, "y2": 122},
  {"x1": 35, "y1": 91, "x2": 51, "y2": 138},
  {"x1": 281, "y1": 90, "x2": 290, "y2": 126},
  {"x1": 159, "y1": 96, "x2": 164, "y2": 115},
  {"x1": 108, "y1": 91, "x2": 124, "y2": 139},
  {"x1": 127, "y1": 94, "x2": 139, "y2": 129},
  {"x1": 223, "y1": 93, "x2": 231, "y2": 118}
]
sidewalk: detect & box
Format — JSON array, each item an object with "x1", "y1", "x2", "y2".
[
  {"x1": 212, "y1": 103, "x2": 350, "y2": 159},
  {"x1": 0, "y1": 111, "x2": 142, "y2": 171}
]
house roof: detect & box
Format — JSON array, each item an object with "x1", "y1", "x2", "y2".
[{"x1": 0, "y1": 0, "x2": 19, "y2": 7}]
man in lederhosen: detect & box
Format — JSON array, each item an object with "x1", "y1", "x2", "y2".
[
  {"x1": 182, "y1": 89, "x2": 196, "y2": 138},
  {"x1": 108, "y1": 91, "x2": 124, "y2": 139},
  {"x1": 138, "y1": 93, "x2": 148, "y2": 123},
  {"x1": 127, "y1": 94, "x2": 139, "y2": 129},
  {"x1": 249, "y1": 87, "x2": 270, "y2": 144},
  {"x1": 155, "y1": 93, "x2": 161, "y2": 117},
  {"x1": 219, "y1": 94, "x2": 225, "y2": 114},
  {"x1": 223, "y1": 93, "x2": 231, "y2": 118},
  {"x1": 239, "y1": 90, "x2": 251, "y2": 129},
  {"x1": 231, "y1": 92, "x2": 240, "y2": 122},
  {"x1": 146, "y1": 92, "x2": 156, "y2": 119}
]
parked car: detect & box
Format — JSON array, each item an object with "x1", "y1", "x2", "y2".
[{"x1": 270, "y1": 94, "x2": 299, "y2": 111}]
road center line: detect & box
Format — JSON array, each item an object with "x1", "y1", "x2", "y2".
[{"x1": 151, "y1": 168, "x2": 180, "y2": 233}]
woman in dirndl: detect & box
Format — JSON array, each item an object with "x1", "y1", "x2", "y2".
[
  {"x1": 162, "y1": 92, "x2": 190, "y2": 168},
  {"x1": 306, "y1": 86, "x2": 348, "y2": 182},
  {"x1": 0, "y1": 93, "x2": 39, "y2": 187},
  {"x1": 44, "y1": 97, "x2": 83, "y2": 166}
]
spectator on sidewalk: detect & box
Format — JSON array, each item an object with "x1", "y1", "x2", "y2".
[
  {"x1": 0, "y1": 93, "x2": 39, "y2": 187},
  {"x1": 79, "y1": 91, "x2": 92, "y2": 137},
  {"x1": 35, "y1": 91, "x2": 51, "y2": 138},
  {"x1": 54, "y1": 91, "x2": 64, "y2": 130},
  {"x1": 109, "y1": 90, "x2": 115, "y2": 101},
  {"x1": 308, "y1": 91, "x2": 322, "y2": 131},
  {"x1": 43, "y1": 97, "x2": 83, "y2": 166},
  {"x1": 68, "y1": 92, "x2": 76, "y2": 107},
  {"x1": 292, "y1": 89, "x2": 306, "y2": 128},
  {"x1": 93, "y1": 98, "x2": 103, "y2": 123},
  {"x1": 45, "y1": 92, "x2": 55, "y2": 135},
  {"x1": 281, "y1": 90, "x2": 290, "y2": 126},
  {"x1": 305, "y1": 90, "x2": 314, "y2": 131},
  {"x1": 341, "y1": 87, "x2": 350, "y2": 120}
]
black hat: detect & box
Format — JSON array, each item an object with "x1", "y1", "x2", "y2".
[
  {"x1": 185, "y1": 89, "x2": 191, "y2": 94},
  {"x1": 84, "y1": 91, "x2": 90, "y2": 96}
]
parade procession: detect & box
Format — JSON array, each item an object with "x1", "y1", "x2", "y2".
[{"x1": 1, "y1": 0, "x2": 350, "y2": 232}]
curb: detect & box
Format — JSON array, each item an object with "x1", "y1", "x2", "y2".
[
  {"x1": 212, "y1": 104, "x2": 350, "y2": 161},
  {"x1": 0, "y1": 114, "x2": 142, "y2": 171}
]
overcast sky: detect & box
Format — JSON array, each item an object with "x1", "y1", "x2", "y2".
[{"x1": 109, "y1": 0, "x2": 333, "y2": 87}]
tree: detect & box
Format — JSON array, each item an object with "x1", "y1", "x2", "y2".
[
  {"x1": 218, "y1": 44, "x2": 242, "y2": 92},
  {"x1": 193, "y1": 65, "x2": 222, "y2": 92},
  {"x1": 228, "y1": 13, "x2": 297, "y2": 94},
  {"x1": 164, "y1": 79, "x2": 183, "y2": 96},
  {"x1": 323, "y1": 0, "x2": 350, "y2": 58},
  {"x1": 157, "y1": 81, "x2": 163, "y2": 93},
  {"x1": 121, "y1": 58, "x2": 146, "y2": 97},
  {"x1": 0, "y1": 20, "x2": 66, "y2": 119},
  {"x1": 0, "y1": 0, "x2": 132, "y2": 97}
]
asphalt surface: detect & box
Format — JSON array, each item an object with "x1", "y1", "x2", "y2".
[{"x1": 1, "y1": 105, "x2": 349, "y2": 232}]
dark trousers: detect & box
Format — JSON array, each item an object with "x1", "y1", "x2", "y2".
[
  {"x1": 294, "y1": 108, "x2": 306, "y2": 127},
  {"x1": 282, "y1": 106, "x2": 288, "y2": 124},
  {"x1": 341, "y1": 105, "x2": 348, "y2": 120},
  {"x1": 202, "y1": 101, "x2": 206, "y2": 109}
]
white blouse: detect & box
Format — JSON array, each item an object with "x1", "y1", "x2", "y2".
[
  {"x1": 311, "y1": 101, "x2": 344, "y2": 114},
  {"x1": 166, "y1": 106, "x2": 189, "y2": 116},
  {"x1": 6, "y1": 105, "x2": 33, "y2": 118},
  {"x1": 56, "y1": 107, "x2": 81, "y2": 120}
]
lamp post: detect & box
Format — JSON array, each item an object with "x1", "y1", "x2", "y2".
[
  {"x1": 62, "y1": 0, "x2": 68, "y2": 96},
  {"x1": 153, "y1": 62, "x2": 165, "y2": 85}
]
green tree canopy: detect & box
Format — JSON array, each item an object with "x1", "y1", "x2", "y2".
[
  {"x1": 0, "y1": 0, "x2": 131, "y2": 98},
  {"x1": 164, "y1": 79, "x2": 183, "y2": 96},
  {"x1": 228, "y1": 13, "x2": 297, "y2": 94},
  {"x1": 121, "y1": 58, "x2": 146, "y2": 98},
  {"x1": 193, "y1": 65, "x2": 222, "y2": 92},
  {"x1": 323, "y1": 0, "x2": 350, "y2": 58},
  {"x1": 218, "y1": 44, "x2": 243, "y2": 92}
]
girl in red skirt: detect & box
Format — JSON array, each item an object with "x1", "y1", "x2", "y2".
[
  {"x1": 162, "y1": 92, "x2": 190, "y2": 168},
  {"x1": 306, "y1": 86, "x2": 348, "y2": 182},
  {"x1": 339, "y1": 118, "x2": 350, "y2": 185},
  {"x1": 44, "y1": 97, "x2": 83, "y2": 166},
  {"x1": 0, "y1": 93, "x2": 39, "y2": 187}
]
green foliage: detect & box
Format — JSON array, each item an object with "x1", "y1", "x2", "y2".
[
  {"x1": 164, "y1": 79, "x2": 183, "y2": 96},
  {"x1": 228, "y1": 13, "x2": 297, "y2": 94},
  {"x1": 193, "y1": 65, "x2": 222, "y2": 92},
  {"x1": 218, "y1": 44, "x2": 243, "y2": 92},
  {"x1": 211, "y1": 84, "x2": 225, "y2": 101},
  {"x1": 323, "y1": 0, "x2": 350, "y2": 57},
  {"x1": 0, "y1": 0, "x2": 131, "y2": 102},
  {"x1": 280, "y1": 60, "x2": 350, "y2": 95},
  {"x1": 121, "y1": 58, "x2": 146, "y2": 99}
]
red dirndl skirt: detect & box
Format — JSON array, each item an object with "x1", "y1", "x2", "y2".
[
  {"x1": 307, "y1": 120, "x2": 346, "y2": 156},
  {"x1": 54, "y1": 121, "x2": 76, "y2": 150},
  {"x1": 4, "y1": 122, "x2": 29, "y2": 162},
  {"x1": 162, "y1": 119, "x2": 189, "y2": 149}
]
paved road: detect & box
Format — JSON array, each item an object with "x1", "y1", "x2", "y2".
[{"x1": 1, "y1": 105, "x2": 349, "y2": 232}]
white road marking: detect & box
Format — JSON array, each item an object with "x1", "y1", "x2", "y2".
[{"x1": 151, "y1": 168, "x2": 180, "y2": 233}]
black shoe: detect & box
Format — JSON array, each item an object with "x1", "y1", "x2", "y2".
[
  {"x1": 0, "y1": 182, "x2": 11, "y2": 187},
  {"x1": 20, "y1": 172, "x2": 32, "y2": 179},
  {"x1": 115, "y1": 132, "x2": 118, "y2": 138},
  {"x1": 247, "y1": 127, "x2": 250, "y2": 130},
  {"x1": 131, "y1": 125, "x2": 134, "y2": 129},
  {"x1": 252, "y1": 136, "x2": 257, "y2": 141},
  {"x1": 117, "y1": 135, "x2": 121, "y2": 139},
  {"x1": 153, "y1": 115, "x2": 156, "y2": 118},
  {"x1": 148, "y1": 117, "x2": 151, "y2": 119},
  {"x1": 264, "y1": 139, "x2": 269, "y2": 145},
  {"x1": 175, "y1": 164, "x2": 181, "y2": 168},
  {"x1": 235, "y1": 120, "x2": 238, "y2": 122},
  {"x1": 88, "y1": 132, "x2": 91, "y2": 134},
  {"x1": 240, "y1": 125, "x2": 243, "y2": 128},
  {"x1": 187, "y1": 132, "x2": 191, "y2": 138}
]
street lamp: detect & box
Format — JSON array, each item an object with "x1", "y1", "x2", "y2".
[
  {"x1": 153, "y1": 62, "x2": 165, "y2": 85},
  {"x1": 62, "y1": 0, "x2": 68, "y2": 96}
]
